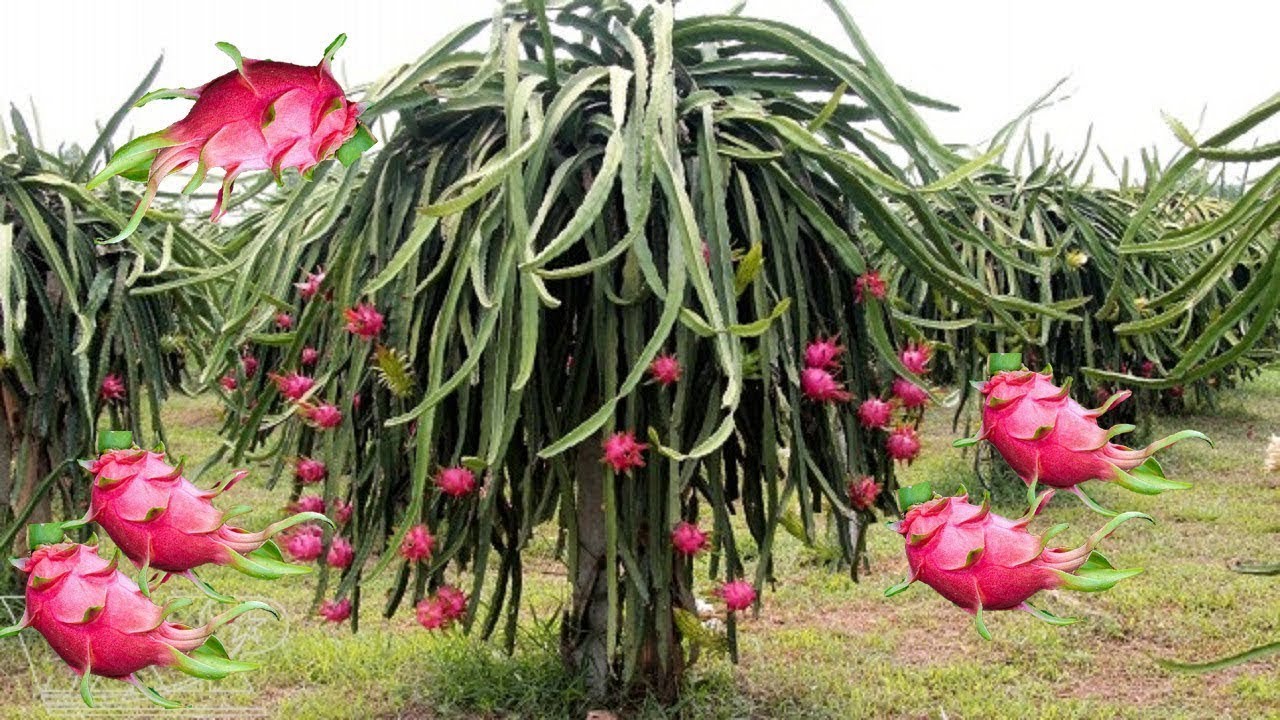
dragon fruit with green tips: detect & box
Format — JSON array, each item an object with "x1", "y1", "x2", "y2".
[
  {"x1": 886, "y1": 484, "x2": 1149, "y2": 638},
  {"x1": 80, "y1": 433, "x2": 329, "y2": 598},
  {"x1": 85, "y1": 35, "x2": 374, "y2": 243},
  {"x1": 955, "y1": 357, "x2": 1210, "y2": 512},
  {"x1": 0, "y1": 535, "x2": 274, "y2": 708}
]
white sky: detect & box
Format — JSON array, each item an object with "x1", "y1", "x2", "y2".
[{"x1": 3, "y1": 1, "x2": 1277, "y2": 183}]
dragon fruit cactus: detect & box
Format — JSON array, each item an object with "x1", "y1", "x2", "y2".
[
  {"x1": 955, "y1": 354, "x2": 1210, "y2": 513},
  {"x1": 80, "y1": 432, "x2": 329, "y2": 600},
  {"x1": 886, "y1": 483, "x2": 1149, "y2": 639},
  {"x1": 85, "y1": 35, "x2": 373, "y2": 243},
  {"x1": 0, "y1": 529, "x2": 274, "y2": 708}
]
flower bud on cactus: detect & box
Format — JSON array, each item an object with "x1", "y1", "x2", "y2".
[
  {"x1": 956, "y1": 363, "x2": 1210, "y2": 513},
  {"x1": 648, "y1": 353, "x2": 682, "y2": 386},
  {"x1": 886, "y1": 489, "x2": 1149, "y2": 639},
  {"x1": 435, "y1": 467, "x2": 477, "y2": 497},
  {"x1": 85, "y1": 36, "x2": 373, "y2": 243},
  {"x1": 82, "y1": 436, "x2": 329, "y2": 599},
  {"x1": 1, "y1": 540, "x2": 274, "y2": 708},
  {"x1": 602, "y1": 431, "x2": 647, "y2": 474},
  {"x1": 801, "y1": 367, "x2": 852, "y2": 403},
  {"x1": 857, "y1": 398, "x2": 893, "y2": 429}
]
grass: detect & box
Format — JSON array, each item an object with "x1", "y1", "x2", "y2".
[{"x1": 1, "y1": 368, "x2": 1278, "y2": 719}]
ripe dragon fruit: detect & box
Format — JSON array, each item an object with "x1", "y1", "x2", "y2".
[
  {"x1": 671, "y1": 521, "x2": 711, "y2": 556},
  {"x1": 400, "y1": 524, "x2": 436, "y2": 563},
  {"x1": 300, "y1": 402, "x2": 343, "y2": 429},
  {"x1": 218, "y1": 374, "x2": 238, "y2": 392},
  {"x1": 436, "y1": 585, "x2": 468, "y2": 620},
  {"x1": 886, "y1": 426, "x2": 921, "y2": 463},
  {"x1": 803, "y1": 336, "x2": 844, "y2": 370},
  {"x1": 82, "y1": 435, "x2": 328, "y2": 599},
  {"x1": 271, "y1": 372, "x2": 315, "y2": 401},
  {"x1": 332, "y1": 498, "x2": 354, "y2": 525},
  {"x1": 85, "y1": 36, "x2": 373, "y2": 244},
  {"x1": 344, "y1": 303, "x2": 385, "y2": 339},
  {"x1": 318, "y1": 598, "x2": 351, "y2": 623},
  {"x1": 801, "y1": 367, "x2": 852, "y2": 403},
  {"x1": 848, "y1": 476, "x2": 881, "y2": 511},
  {"x1": 435, "y1": 467, "x2": 477, "y2": 497},
  {"x1": 648, "y1": 353, "x2": 682, "y2": 386},
  {"x1": 891, "y1": 376, "x2": 929, "y2": 409},
  {"x1": 716, "y1": 579, "x2": 757, "y2": 612},
  {"x1": 857, "y1": 397, "x2": 893, "y2": 429},
  {"x1": 325, "y1": 537, "x2": 354, "y2": 569},
  {"x1": 241, "y1": 354, "x2": 259, "y2": 378},
  {"x1": 854, "y1": 270, "x2": 887, "y2": 303},
  {"x1": 282, "y1": 525, "x2": 324, "y2": 562},
  {"x1": 898, "y1": 343, "x2": 932, "y2": 375},
  {"x1": 955, "y1": 361, "x2": 1209, "y2": 513},
  {"x1": 300, "y1": 347, "x2": 320, "y2": 366},
  {"x1": 415, "y1": 585, "x2": 468, "y2": 630},
  {"x1": 295, "y1": 457, "x2": 327, "y2": 485},
  {"x1": 275, "y1": 313, "x2": 294, "y2": 331},
  {"x1": 886, "y1": 485, "x2": 1148, "y2": 639},
  {"x1": 295, "y1": 268, "x2": 326, "y2": 301},
  {"x1": 0, "y1": 537, "x2": 273, "y2": 708},
  {"x1": 602, "y1": 431, "x2": 647, "y2": 473},
  {"x1": 290, "y1": 495, "x2": 326, "y2": 515},
  {"x1": 100, "y1": 374, "x2": 126, "y2": 402}
]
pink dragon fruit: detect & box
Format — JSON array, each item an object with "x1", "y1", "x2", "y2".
[
  {"x1": 857, "y1": 398, "x2": 893, "y2": 429},
  {"x1": 300, "y1": 402, "x2": 343, "y2": 429},
  {"x1": 332, "y1": 498, "x2": 353, "y2": 525},
  {"x1": 956, "y1": 364, "x2": 1209, "y2": 511},
  {"x1": 344, "y1": 303, "x2": 385, "y2": 339},
  {"x1": 899, "y1": 343, "x2": 932, "y2": 375},
  {"x1": 218, "y1": 374, "x2": 238, "y2": 392},
  {"x1": 415, "y1": 597, "x2": 450, "y2": 630},
  {"x1": 854, "y1": 270, "x2": 887, "y2": 303},
  {"x1": 325, "y1": 537, "x2": 354, "y2": 569},
  {"x1": 85, "y1": 36, "x2": 373, "y2": 243},
  {"x1": 436, "y1": 585, "x2": 468, "y2": 620},
  {"x1": 295, "y1": 457, "x2": 327, "y2": 485},
  {"x1": 400, "y1": 524, "x2": 435, "y2": 563},
  {"x1": 602, "y1": 431, "x2": 647, "y2": 474},
  {"x1": 271, "y1": 372, "x2": 315, "y2": 401},
  {"x1": 891, "y1": 377, "x2": 929, "y2": 409},
  {"x1": 275, "y1": 313, "x2": 294, "y2": 331},
  {"x1": 100, "y1": 374, "x2": 126, "y2": 402},
  {"x1": 803, "y1": 336, "x2": 844, "y2": 370},
  {"x1": 241, "y1": 354, "x2": 259, "y2": 378},
  {"x1": 435, "y1": 467, "x2": 477, "y2": 497},
  {"x1": 300, "y1": 347, "x2": 320, "y2": 366},
  {"x1": 295, "y1": 268, "x2": 326, "y2": 301},
  {"x1": 848, "y1": 476, "x2": 880, "y2": 511},
  {"x1": 801, "y1": 367, "x2": 852, "y2": 403},
  {"x1": 0, "y1": 538, "x2": 273, "y2": 708},
  {"x1": 282, "y1": 525, "x2": 324, "y2": 562},
  {"x1": 82, "y1": 436, "x2": 327, "y2": 597},
  {"x1": 671, "y1": 522, "x2": 711, "y2": 556},
  {"x1": 318, "y1": 598, "x2": 351, "y2": 623},
  {"x1": 716, "y1": 579, "x2": 757, "y2": 612},
  {"x1": 886, "y1": 426, "x2": 921, "y2": 464},
  {"x1": 648, "y1": 353, "x2": 682, "y2": 386},
  {"x1": 886, "y1": 486, "x2": 1148, "y2": 638},
  {"x1": 290, "y1": 495, "x2": 326, "y2": 515}
]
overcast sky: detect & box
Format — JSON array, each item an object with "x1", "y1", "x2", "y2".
[{"x1": 3, "y1": 1, "x2": 1276, "y2": 183}]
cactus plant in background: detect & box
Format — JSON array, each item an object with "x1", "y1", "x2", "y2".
[{"x1": 187, "y1": 0, "x2": 1086, "y2": 701}]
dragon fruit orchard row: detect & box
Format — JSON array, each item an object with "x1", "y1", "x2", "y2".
[{"x1": 886, "y1": 353, "x2": 1210, "y2": 637}]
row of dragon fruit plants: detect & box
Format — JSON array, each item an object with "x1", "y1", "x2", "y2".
[{"x1": 1, "y1": 0, "x2": 1274, "y2": 708}]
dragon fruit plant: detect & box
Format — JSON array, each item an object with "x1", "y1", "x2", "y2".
[
  {"x1": 85, "y1": 35, "x2": 375, "y2": 243},
  {"x1": 886, "y1": 482, "x2": 1149, "y2": 638},
  {"x1": 0, "y1": 525, "x2": 275, "y2": 708},
  {"x1": 956, "y1": 354, "x2": 1210, "y2": 513},
  {"x1": 75, "y1": 431, "x2": 330, "y2": 600}
]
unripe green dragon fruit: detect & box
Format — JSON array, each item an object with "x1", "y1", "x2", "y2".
[{"x1": 86, "y1": 35, "x2": 374, "y2": 243}]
